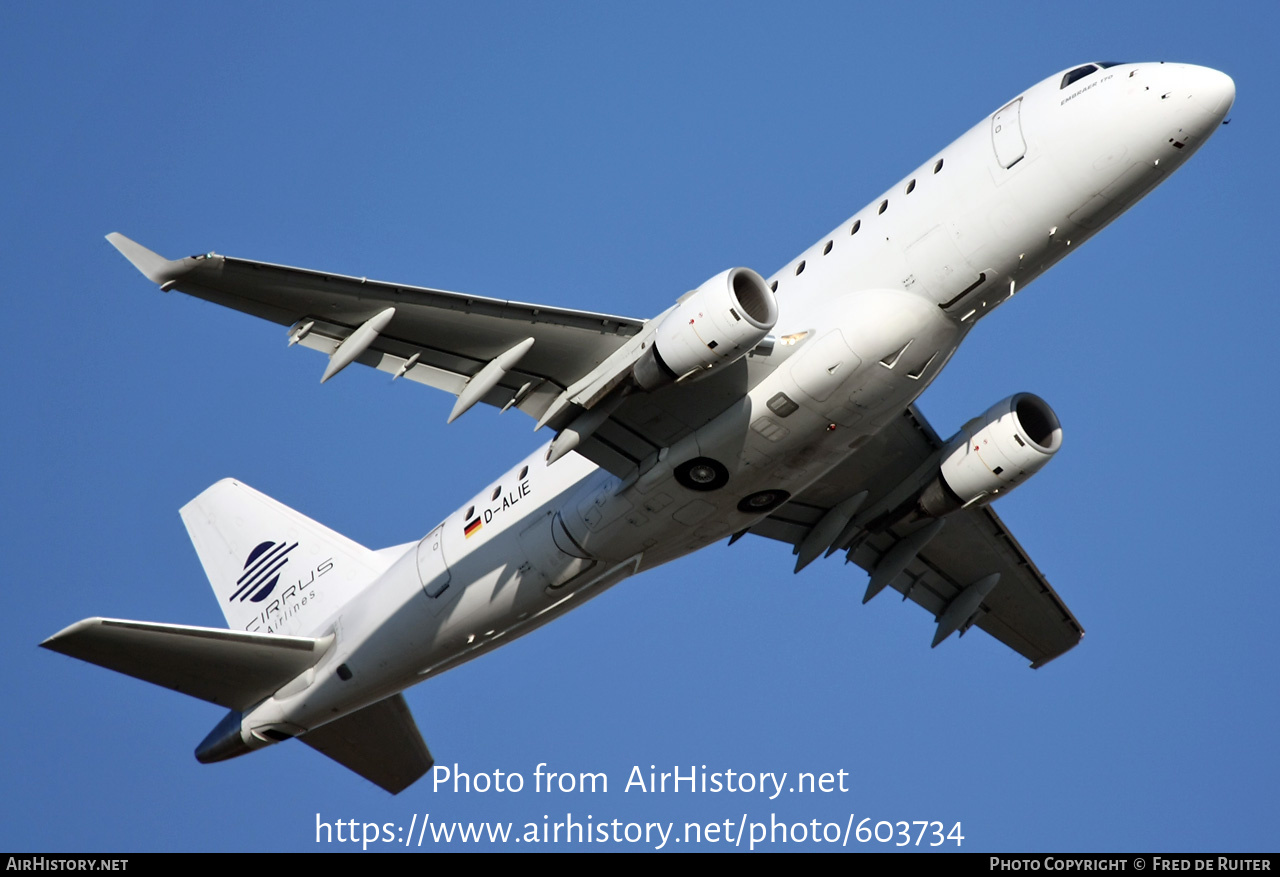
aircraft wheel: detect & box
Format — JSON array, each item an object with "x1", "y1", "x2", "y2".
[
  {"x1": 674, "y1": 457, "x2": 730, "y2": 491},
  {"x1": 737, "y1": 489, "x2": 790, "y2": 513}
]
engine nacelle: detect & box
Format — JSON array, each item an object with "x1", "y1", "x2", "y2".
[
  {"x1": 919, "y1": 393, "x2": 1062, "y2": 517},
  {"x1": 633, "y1": 267, "x2": 777, "y2": 391}
]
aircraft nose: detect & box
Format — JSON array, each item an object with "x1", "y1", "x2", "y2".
[{"x1": 1193, "y1": 67, "x2": 1235, "y2": 121}]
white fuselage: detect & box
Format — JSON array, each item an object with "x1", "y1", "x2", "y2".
[{"x1": 236, "y1": 62, "x2": 1233, "y2": 745}]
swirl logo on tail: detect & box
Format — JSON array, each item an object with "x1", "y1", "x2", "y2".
[{"x1": 229, "y1": 540, "x2": 297, "y2": 603}]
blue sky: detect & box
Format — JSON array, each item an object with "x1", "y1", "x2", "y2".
[{"x1": 4, "y1": 2, "x2": 1277, "y2": 852}]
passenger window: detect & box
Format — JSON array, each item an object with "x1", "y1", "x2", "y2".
[
  {"x1": 850, "y1": 219, "x2": 861, "y2": 235},
  {"x1": 933, "y1": 158, "x2": 944, "y2": 173},
  {"x1": 795, "y1": 260, "x2": 806, "y2": 275},
  {"x1": 905, "y1": 179, "x2": 916, "y2": 194},
  {"x1": 822, "y1": 240, "x2": 833, "y2": 255}
]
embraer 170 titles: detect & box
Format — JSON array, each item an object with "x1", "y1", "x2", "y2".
[{"x1": 44, "y1": 62, "x2": 1234, "y2": 793}]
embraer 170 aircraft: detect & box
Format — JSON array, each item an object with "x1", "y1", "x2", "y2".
[{"x1": 45, "y1": 62, "x2": 1234, "y2": 793}]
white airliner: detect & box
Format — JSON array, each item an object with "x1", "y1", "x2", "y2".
[{"x1": 45, "y1": 62, "x2": 1234, "y2": 793}]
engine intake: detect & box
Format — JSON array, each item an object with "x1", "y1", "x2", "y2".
[
  {"x1": 919, "y1": 393, "x2": 1062, "y2": 517},
  {"x1": 633, "y1": 267, "x2": 777, "y2": 391}
]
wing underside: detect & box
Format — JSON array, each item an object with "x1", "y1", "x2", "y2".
[
  {"x1": 107, "y1": 233, "x2": 791, "y2": 480},
  {"x1": 750, "y1": 406, "x2": 1084, "y2": 667},
  {"x1": 107, "y1": 233, "x2": 644, "y2": 423}
]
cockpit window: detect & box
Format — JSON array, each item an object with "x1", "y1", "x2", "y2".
[{"x1": 1061, "y1": 65, "x2": 1099, "y2": 89}]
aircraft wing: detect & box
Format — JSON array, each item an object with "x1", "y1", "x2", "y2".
[
  {"x1": 748, "y1": 405, "x2": 1084, "y2": 668},
  {"x1": 108, "y1": 233, "x2": 777, "y2": 478},
  {"x1": 107, "y1": 234, "x2": 645, "y2": 425}
]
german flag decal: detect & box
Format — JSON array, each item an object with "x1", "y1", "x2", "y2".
[{"x1": 464, "y1": 517, "x2": 483, "y2": 538}]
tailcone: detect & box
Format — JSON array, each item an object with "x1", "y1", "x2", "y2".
[{"x1": 195, "y1": 710, "x2": 251, "y2": 764}]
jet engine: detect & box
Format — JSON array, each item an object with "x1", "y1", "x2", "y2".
[
  {"x1": 633, "y1": 267, "x2": 777, "y2": 391},
  {"x1": 918, "y1": 393, "x2": 1062, "y2": 517}
]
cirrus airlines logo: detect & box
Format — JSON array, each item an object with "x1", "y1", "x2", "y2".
[{"x1": 229, "y1": 540, "x2": 297, "y2": 603}]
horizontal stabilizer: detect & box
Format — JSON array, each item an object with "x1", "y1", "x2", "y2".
[
  {"x1": 301, "y1": 694, "x2": 433, "y2": 794},
  {"x1": 42, "y1": 618, "x2": 333, "y2": 711}
]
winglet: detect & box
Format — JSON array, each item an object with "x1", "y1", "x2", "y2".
[{"x1": 105, "y1": 232, "x2": 189, "y2": 288}]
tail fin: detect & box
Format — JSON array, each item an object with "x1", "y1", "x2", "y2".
[{"x1": 181, "y1": 479, "x2": 389, "y2": 636}]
